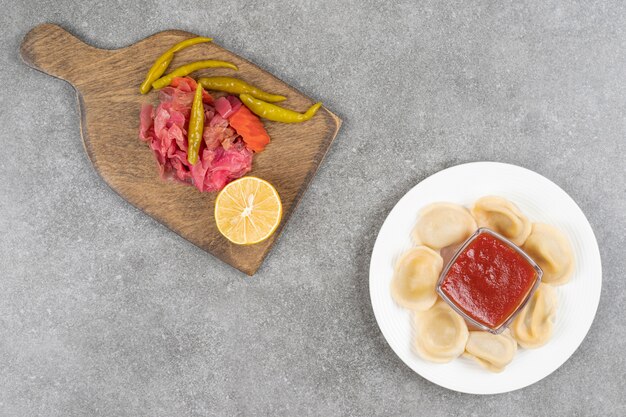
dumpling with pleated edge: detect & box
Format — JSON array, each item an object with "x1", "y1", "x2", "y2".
[
  {"x1": 414, "y1": 300, "x2": 469, "y2": 363},
  {"x1": 463, "y1": 329, "x2": 517, "y2": 373},
  {"x1": 391, "y1": 246, "x2": 443, "y2": 311},
  {"x1": 412, "y1": 203, "x2": 477, "y2": 250},
  {"x1": 510, "y1": 283, "x2": 558, "y2": 349},
  {"x1": 522, "y1": 223, "x2": 574, "y2": 286},
  {"x1": 470, "y1": 196, "x2": 531, "y2": 246}
]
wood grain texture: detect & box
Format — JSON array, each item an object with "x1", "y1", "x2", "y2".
[{"x1": 20, "y1": 24, "x2": 341, "y2": 275}]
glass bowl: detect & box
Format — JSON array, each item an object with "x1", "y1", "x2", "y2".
[{"x1": 436, "y1": 228, "x2": 543, "y2": 334}]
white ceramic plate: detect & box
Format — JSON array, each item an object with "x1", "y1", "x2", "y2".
[{"x1": 369, "y1": 162, "x2": 602, "y2": 394}]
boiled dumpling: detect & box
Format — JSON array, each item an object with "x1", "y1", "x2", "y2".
[
  {"x1": 510, "y1": 284, "x2": 558, "y2": 349},
  {"x1": 471, "y1": 196, "x2": 531, "y2": 246},
  {"x1": 522, "y1": 223, "x2": 574, "y2": 286},
  {"x1": 412, "y1": 203, "x2": 477, "y2": 249},
  {"x1": 464, "y1": 329, "x2": 517, "y2": 373},
  {"x1": 391, "y1": 246, "x2": 443, "y2": 311},
  {"x1": 414, "y1": 300, "x2": 469, "y2": 363}
]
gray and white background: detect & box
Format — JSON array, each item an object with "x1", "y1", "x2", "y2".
[{"x1": 1, "y1": 1, "x2": 625, "y2": 416}]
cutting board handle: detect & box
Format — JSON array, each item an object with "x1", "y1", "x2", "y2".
[{"x1": 20, "y1": 24, "x2": 108, "y2": 86}]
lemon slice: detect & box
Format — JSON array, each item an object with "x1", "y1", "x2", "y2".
[{"x1": 215, "y1": 177, "x2": 282, "y2": 245}]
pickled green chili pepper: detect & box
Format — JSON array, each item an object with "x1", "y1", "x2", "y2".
[
  {"x1": 151, "y1": 60, "x2": 238, "y2": 90},
  {"x1": 239, "y1": 94, "x2": 322, "y2": 123},
  {"x1": 139, "y1": 36, "x2": 212, "y2": 94},
  {"x1": 187, "y1": 83, "x2": 205, "y2": 165},
  {"x1": 198, "y1": 77, "x2": 286, "y2": 102}
]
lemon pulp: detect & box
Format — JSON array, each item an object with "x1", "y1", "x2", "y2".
[{"x1": 214, "y1": 177, "x2": 282, "y2": 245}]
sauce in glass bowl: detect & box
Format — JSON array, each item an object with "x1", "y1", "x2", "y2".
[{"x1": 437, "y1": 228, "x2": 542, "y2": 333}]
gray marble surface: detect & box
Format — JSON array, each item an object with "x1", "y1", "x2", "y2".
[{"x1": 1, "y1": 1, "x2": 625, "y2": 416}]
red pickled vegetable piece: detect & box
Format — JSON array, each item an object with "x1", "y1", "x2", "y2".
[
  {"x1": 215, "y1": 96, "x2": 243, "y2": 118},
  {"x1": 226, "y1": 95, "x2": 242, "y2": 113},
  {"x1": 228, "y1": 105, "x2": 270, "y2": 152},
  {"x1": 215, "y1": 97, "x2": 233, "y2": 118}
]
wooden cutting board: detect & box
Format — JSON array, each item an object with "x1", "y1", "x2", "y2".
[{"x1": 20, "y1": 24, "x2": 341, "y2": 275}]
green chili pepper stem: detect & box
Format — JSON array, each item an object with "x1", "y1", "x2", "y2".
[
  {"x1": 187, "y1": 84, "x2": 205, "y2": 165},
  {"x1": 198, "y1": 77, "x2": 286, "y2": 102},
  {"x1": 239, "y1": 94, "x2": 322, "y2": 123},
  {"x1": 151, "y1": 60, "x2": 238, "y2": 90},
  {"x1": 139, "y1": 36, "x2": 212, "y2": 94}
]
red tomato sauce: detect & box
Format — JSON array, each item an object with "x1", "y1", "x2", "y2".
[{"x1": 440, "y1": 232, "x2": 538, "y2": 329}]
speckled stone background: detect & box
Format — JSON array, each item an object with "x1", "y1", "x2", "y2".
[{"x1": 1, "y1": 1, "x2": 625, "y2": 416}]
